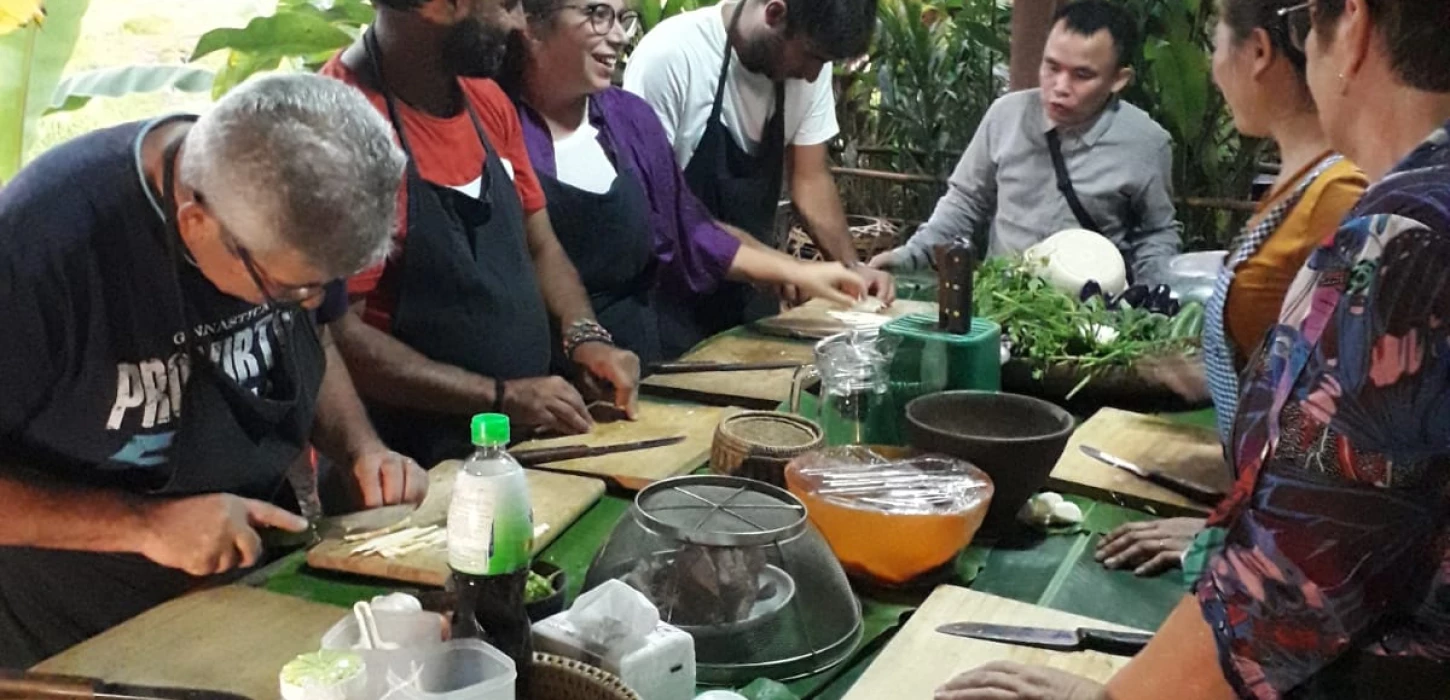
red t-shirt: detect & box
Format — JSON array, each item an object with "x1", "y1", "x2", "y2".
[{"x1": 319, "y1": 57, "x2": 547, "y2": 330}]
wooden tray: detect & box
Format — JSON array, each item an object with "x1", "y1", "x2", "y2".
[
  {"x1": 843, "y1": 586, "x2": 1146, "y2": 699},
  {"x1": 1047, "y1": 408, "x2": 1230, "y2": 517}
]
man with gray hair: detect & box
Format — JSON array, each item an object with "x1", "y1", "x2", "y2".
[{"x1": 0, "y1": 73, "x2": 427, "y2": 665}]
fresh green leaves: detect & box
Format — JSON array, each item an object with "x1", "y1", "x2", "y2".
[
  {"x1": 190, "y1": 0, "x2": 372, "y2": 98},
  {"x1": 973, "y1": 258, "x2": 1195, "y2": 387},
  {"x1": 47, "y1": 64, "x2": 215, "y2": 114},
  {"x1": 0, "y1": 0, "x2": 90, "y2": 183}
]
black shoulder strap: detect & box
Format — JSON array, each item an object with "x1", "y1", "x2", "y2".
[{"x1": 1046, "y1": 128, "x2": 1103, "y2": 232}]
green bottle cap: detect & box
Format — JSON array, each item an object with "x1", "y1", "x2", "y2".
[{"x1": 470, "y1": 413, "x2": 510, "y2": 447}]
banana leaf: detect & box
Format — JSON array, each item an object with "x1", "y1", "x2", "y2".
[{"x1": 0, "y1": 0, "x2": 90, "y2": 182}]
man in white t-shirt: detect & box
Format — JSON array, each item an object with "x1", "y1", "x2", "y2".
[{"x1": 623, "y1": 0, "x2": 891, "y2": 353}]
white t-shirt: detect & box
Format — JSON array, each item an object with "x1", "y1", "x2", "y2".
[
  {"x1": 552, "y1": 105, "x2": 619, "y2": 195},
  {"x1": 622, "y1": 3, "x2": 840, "y2": 170}
]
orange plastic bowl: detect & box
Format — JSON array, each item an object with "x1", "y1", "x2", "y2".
[{"x1": 784, "y1": 447, "x2": 993, "y2": 586}]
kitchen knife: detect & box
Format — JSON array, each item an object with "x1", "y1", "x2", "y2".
[
  {"x1": 0, "y1": 670, "x2": 252, "y2": 700},
  {"x1": 935, "y1": 623, "x2": 1152, "y2": 656},
  {"x1": 646, "y1": 361, "x2": 805, "y2": 374},
  {"x1": 511, "y1": 435, "x2": 687, "y2": 466},
  {"x1": 1079, "y1": 445, "x2": 1226, "y2": 507}
]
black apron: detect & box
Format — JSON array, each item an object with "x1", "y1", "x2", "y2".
[
  {"x1": 361, "y1": 30, "x2": 551, "y2": 467},
  {"x1": 536, "y1": 118, "x2": 660, "y2": 367},
  {"x1": 657, "y1": 0, "x2": 787, "y2": 357},
  {"x1": 0, "y1": 130, "x2": 325, "y2": 667}
]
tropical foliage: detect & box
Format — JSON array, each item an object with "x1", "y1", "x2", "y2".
[{"x1": 0, "y1": 0, "x2": 87, "y2": 182}]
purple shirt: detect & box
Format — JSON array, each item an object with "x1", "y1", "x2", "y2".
[{"x1": 516, "y1": 87, "x2": 741, "y2": 297}]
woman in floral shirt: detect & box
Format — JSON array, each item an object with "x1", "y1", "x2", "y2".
[{"x1": 936, "y1": 0, "x2": 1450, "y2": 698}]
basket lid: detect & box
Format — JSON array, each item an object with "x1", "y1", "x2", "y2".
[
  {"x1": 720, "y1": 412, "x2": 822, "y2": 453},
  {"x1": 631, "y1": 475, "x2": 808, "y2": 547}
]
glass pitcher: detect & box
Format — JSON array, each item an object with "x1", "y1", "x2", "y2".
[{"x1": 788, "y1": 331, "x2": 897, "y2": 446}]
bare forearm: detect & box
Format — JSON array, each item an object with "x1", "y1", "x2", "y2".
[
  {"x1": 332, "y1": 310, "x2": 495, "y2": 415},
  {"x1": 0, "y1": 470, "x2": 146, "y2": 553},
  {"x1": 309, "y1": 328, "x2": 385, "y2": 465},
  {"x1": 725, "y1": 245, "x2": 798, "y2": 284},
  {"x1": 525, "y1": 211, "x2": 596, "y2": 328},
  {"x1": 788, "y1": 147, "x2": 859, "y2": 265}
]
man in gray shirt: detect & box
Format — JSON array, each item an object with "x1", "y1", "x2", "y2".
[{"x1": 870, "y1": 0, "x2": 1182, "y2": 284}]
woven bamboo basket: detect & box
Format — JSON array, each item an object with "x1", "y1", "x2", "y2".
[
  {"x1": 530, "y1": 653, "x2": 641, "y2": 700},
  {"x1": 786, "y1": 215, "x2": 900, "y2": 262},
  {"x1": 711, "y1": 411, "x2": 825, "y2": 487}
]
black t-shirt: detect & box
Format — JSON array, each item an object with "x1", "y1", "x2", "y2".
[
  {"x1": 0, "y1": 117, "x2": 349, "y2": 665},
  {"x1": 0, "y1": 116, "x2": 346, "y2": 491}
]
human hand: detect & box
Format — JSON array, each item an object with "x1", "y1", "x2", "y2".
[
  {"x1": 573, "y1": 342, "x2": 640, "y2": 420},
  {"x1": 1096, "y1": 517, "x2": 1206, "y2": 576},
  {"x1": 868, "y1": 248, "x2": 904, "y2": 272},
  {"x1": 138, "y1": 493, "x2": 308, "y2": 577},
  {"x1": 502, "y1": 376, "x2": 593, "y2": 435},
  {"x1": 853, "y1": 263, "x2": 897, "y2": 305},
  {"x1": 790, "y1": 261, "x2": 867, "y2": 307},
  {"x1": 348, "y1": 447, "x2": 427, "y2": 509},
  {"x1": 936, "y1": 661, "x2": 1107, "y2": 700}
]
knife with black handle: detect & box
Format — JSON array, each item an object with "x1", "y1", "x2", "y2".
[
  {"x1": 1079, "y1": 445, "x2": 1225, "y2": 507},
  {"x1": 936, "y1": 623, "x2": 1152, "y2": 656},
  {"x1": 0, "y1": 670, "x2": 252, "y2": 700}
]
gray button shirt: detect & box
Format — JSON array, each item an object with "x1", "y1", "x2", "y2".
[{"x1": 891, "y1": 89, "x2": 1182, "y2": 284}]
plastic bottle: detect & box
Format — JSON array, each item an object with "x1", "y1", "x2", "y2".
[{"x1": 447, "y1": 413, "x2": 533, "y2": 694}]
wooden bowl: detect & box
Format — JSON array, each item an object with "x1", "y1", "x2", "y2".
[{"x1": 710, "y1": 411, "x2": 824, "y2": 487}]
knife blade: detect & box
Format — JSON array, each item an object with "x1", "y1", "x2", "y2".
[
  {"x1": 646, "y1": 361, "x2": 804, "y2": 374},
  {"x1": 511, "y1": 435, "x2": 687, "y2": 466},
  {"x1": 935, "y1": 623, "x2": 1152, "y2": 656},
  {"x1": 0, "y1": 670, "x2": 252, "y2": 699},
  {"x1": 1079, "y1": 445, "x2": 1225, "y2": 507}
]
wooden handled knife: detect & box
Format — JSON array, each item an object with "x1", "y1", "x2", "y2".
[
  {"x1": 935, "y1": 237, "x2": 975, "y2": 334},
  {"x1": 0, "y1": 671, "x2": 251, "y2": 700},
  {"x1": 511, "y1": 435, "x2": 687, "y2": 466}
]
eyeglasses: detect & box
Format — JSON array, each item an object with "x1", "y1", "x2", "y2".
[
  {"x1": 194, "y1": 191, "x2": 329, "y2": 306},
  {"x1": 1278, "y1": 1, "x2": 1313, "y2": 53},
  {"x1": 566, "y1": 3, "x2": 641, "y2": 39}
]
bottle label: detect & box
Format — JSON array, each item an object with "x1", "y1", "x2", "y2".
[{"x1": 447, "y1": 469, "x2": 533, "y2": 575}]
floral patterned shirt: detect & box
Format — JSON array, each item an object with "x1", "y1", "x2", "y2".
[{"x1": 1196, "y1": 122, "x2": 1450, "y2": 699}]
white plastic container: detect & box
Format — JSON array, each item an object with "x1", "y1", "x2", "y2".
[{"x1": 328, "y1": 638, "x2": 515, "y2": 700}]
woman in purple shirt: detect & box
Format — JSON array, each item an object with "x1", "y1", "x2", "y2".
[{"x1": 503, "y1": 0, "x2": 865, "y2": 363}]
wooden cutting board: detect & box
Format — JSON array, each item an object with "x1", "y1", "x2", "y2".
[
  {"x1": 307, "y1": 463, "x2": 605, "y2": 587},
  {"x1": 509, "y1": 399, "x2": 736, "y2": 482},
  {"x1": 1047, "y1": 408, "x2": 1231, "y2": 517},
  {"x1": 843, "y1": 586, "x2": 1146, "y2": 700},
  {"x1": 752, "y1": 298, "x2": 939, "y2": 340},
  {"x1": 35, "y1": 586, "x2": 345, "y2": 699},
  {"x1": 641, "y1": 334, "x2": 813, "y2": 408}
]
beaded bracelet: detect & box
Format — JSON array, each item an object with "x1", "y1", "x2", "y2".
[{"x1": 563, "y1": 319, "x2": 615, "y2": 360}]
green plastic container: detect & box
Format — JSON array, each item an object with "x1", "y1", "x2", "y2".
[{"x1": 876, "y1": 314, "x2": 1002, "y2": 444}]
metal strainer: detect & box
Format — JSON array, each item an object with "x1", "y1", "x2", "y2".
[{"x1": 584, "y1": 475, "x2": 863, "y2": 684}]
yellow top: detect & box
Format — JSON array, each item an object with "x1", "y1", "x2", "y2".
[{"x1": 1224, "y1": 156, "x2": 1367, "y2": 363}]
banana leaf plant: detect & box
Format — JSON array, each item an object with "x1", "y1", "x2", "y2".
[
  {"x1": 0, "y1": 0, "x2": 87, "y2": 183},
  {"x1": 190, "y1": 0, "x2": 372, "y2": 98}
]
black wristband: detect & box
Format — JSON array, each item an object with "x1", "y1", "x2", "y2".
[{"x1": 492, "y1": 376, "x2": 506, "y2": 414}]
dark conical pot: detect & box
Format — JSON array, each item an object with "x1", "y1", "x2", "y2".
[{"x1": 905, "y1": 391, "x2": 1075, "y2": 532}]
